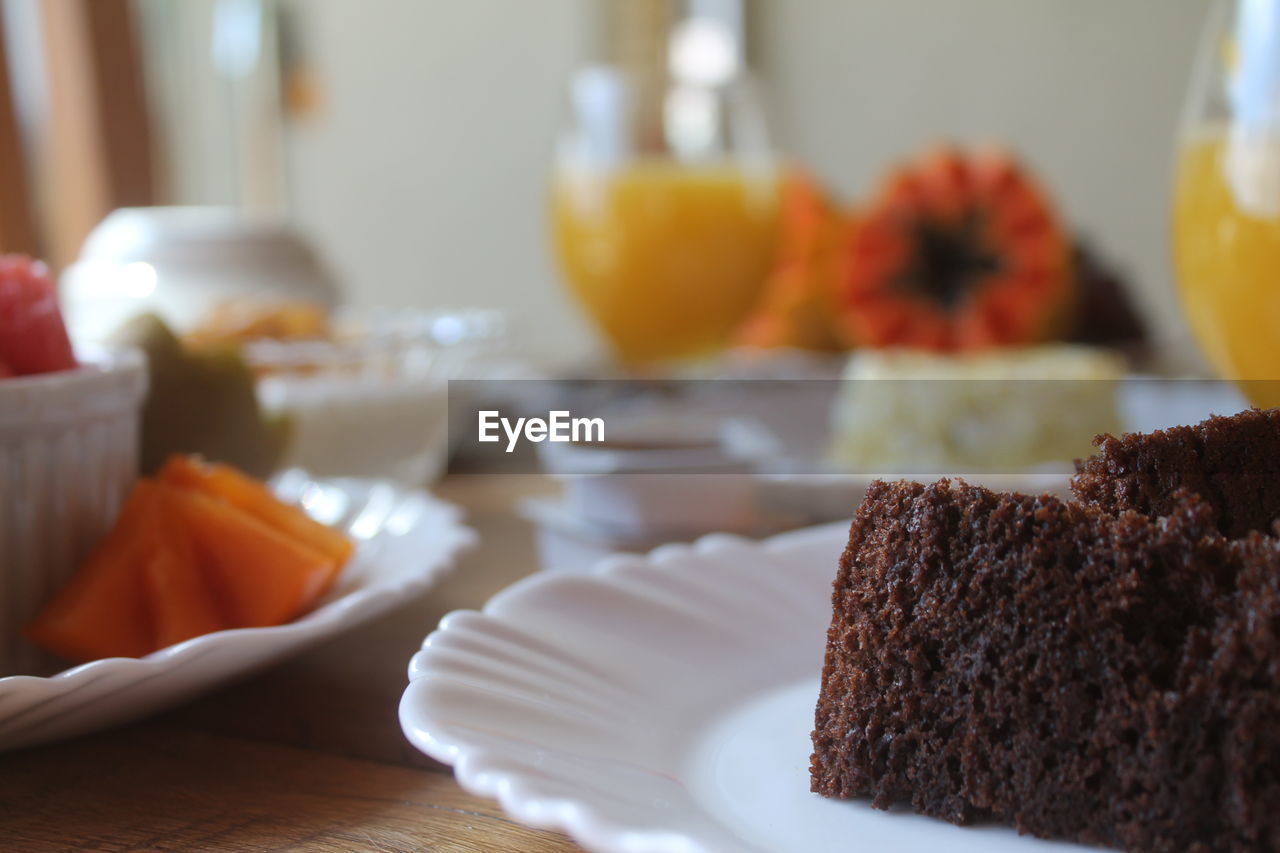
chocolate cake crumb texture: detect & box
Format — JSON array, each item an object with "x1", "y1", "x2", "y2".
[
  {"x1": 1072, "y1": 407, "x2": 1280, "y2": 539},
  {"x1": 812, "y1": 408, "x2": 1280, "y2": 852}
]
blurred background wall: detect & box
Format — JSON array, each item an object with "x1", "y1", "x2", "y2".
[{"x1": 128, "y1": 1, "x2": 1207, "y2": 365}]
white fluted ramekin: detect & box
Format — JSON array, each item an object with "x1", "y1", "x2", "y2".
[{"x1": 0, "y1": 349, "x2": 147, "y2": 675}]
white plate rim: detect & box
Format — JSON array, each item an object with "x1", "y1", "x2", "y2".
[{"x1": 400, "y1": 521, "x2": 848, "y2": 853}]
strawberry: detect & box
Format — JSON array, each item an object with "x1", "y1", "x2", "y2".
[{"x1": 0, "y1": 255, "x2": 77, "y2": 376}]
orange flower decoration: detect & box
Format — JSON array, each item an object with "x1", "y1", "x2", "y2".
[{"x1": 834, "y1": 146, "x2": 1073, "y2": 351}]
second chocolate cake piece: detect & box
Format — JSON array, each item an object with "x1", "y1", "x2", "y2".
[
  {"x1": 811, "y1": 479, "x2": 1280, "y2": 851},
  {"x1": 1071, "y1": 407, "x2": 1280, "y2": 538}
]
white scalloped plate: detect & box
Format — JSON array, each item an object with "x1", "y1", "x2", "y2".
[
  {"x1": 400, "y1": 523, "x2": 1092, "y2": 853},
  {"x1": 0, "y1": 470, "x2": 474, "y2": 751}
]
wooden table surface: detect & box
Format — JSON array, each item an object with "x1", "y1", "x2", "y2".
[{"x1": 2, "y1": 474, "x2": 585, "y2": 853}]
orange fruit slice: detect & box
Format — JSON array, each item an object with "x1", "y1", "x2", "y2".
[
  {"x1": 161, "y1": 483, "x2": 337, "y2": 628},
  {"x1": 24, "y1": 482, "x2": 161, "y2": 661},
  {"x1": 159, "y1": 455, "x2": 353, "y2": 569},
  {"x1": 737, "y1": 171, "x2": 852, "y2": 352},
  {"x1": 144, "y1": 510, "x2": 228, "y2": 648},
  {"x1": 28, "y1": 457, "x2": 354, "y2": 663}
]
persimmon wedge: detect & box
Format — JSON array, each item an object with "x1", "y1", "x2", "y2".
[
  {"x1": 144, "y1": 518, "x2": 228, "y2": 648},
  {"x1": 28, "y1": 458, "x2": 355, "y2": 664},
  {"x1": 24, "y1": 482, "x2": 161, "y2": 661},
  {"x1": 158, "y1": 455, "x2": 353, "y2": 567},
  {"x1": 160, "y1": 483, "x2": 337, "y2": 628}
]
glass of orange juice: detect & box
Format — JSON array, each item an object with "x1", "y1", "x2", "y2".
[
  {"x1": 551, "y1": 61, "x2": 780, "y2": 367},
  {"x1": 1174, "y1": 0, "x2": 1280, "y2": 407}
]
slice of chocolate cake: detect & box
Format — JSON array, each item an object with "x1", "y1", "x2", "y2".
[
  {"x1": 1072, "y1": 407, "x2": 1280, "y2": 539},
  {"x1": 811, "y1": 479, "x2": 1280, "y2": 851}
]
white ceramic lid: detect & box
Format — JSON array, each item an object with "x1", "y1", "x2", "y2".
[
  {"x1": 62, "y1": 206, "x2": 341, "y2": 343},
  {"x1": 81, "y1": 207, "x2": 322, "y2": 271}
]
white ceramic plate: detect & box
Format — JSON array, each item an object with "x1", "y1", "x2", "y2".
[
  {"x1": 401, "y1": 523, "x2": 1092, "y2": 853},
  {"x1": 0, "y1": 471, "x2": 474, "y2": 751}
]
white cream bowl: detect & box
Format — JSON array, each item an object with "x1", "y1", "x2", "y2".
[{"x1": 0, "y1": 349, "x2": 147, "y2": 674}]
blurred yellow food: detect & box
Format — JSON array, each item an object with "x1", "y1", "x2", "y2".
[
  {"x1": 552, "y1": 162, "x2": 780, "y2": 365},
  {"x1": 185, "y1": 299, "x2": 331, "y2": 348},
  {"x1": 828, "y1": 345, "x2": 1124, "y2": 472}
]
